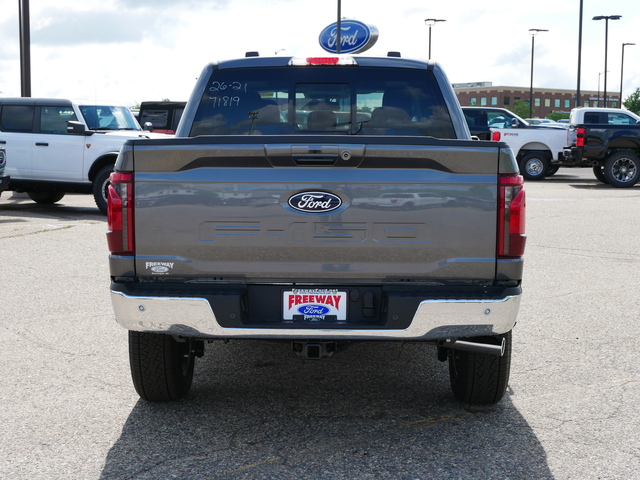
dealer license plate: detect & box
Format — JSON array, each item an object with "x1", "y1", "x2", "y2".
[{"x1": 283, "y1": 289, "x2": 347, "y2": 322}]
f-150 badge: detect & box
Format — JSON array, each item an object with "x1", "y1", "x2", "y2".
[{"x1": 288, "y1": 191, "x2": 342, "y2": 213}]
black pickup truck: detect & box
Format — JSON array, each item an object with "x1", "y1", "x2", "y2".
[{"x1": 564, "y1": 107, "x2": 640, "y2": 187}]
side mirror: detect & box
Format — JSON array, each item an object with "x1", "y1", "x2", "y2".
[
  {"x1": 511, "y1": 118, "x2": 520, "y2": 128},
  {"x1": 67, "y1": 121, "x2": 93, "y2": 136},
  {"x1": 143, "y1": 122, "x2": 154, "y2": 132}
]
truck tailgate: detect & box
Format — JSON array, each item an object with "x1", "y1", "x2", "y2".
[{"x1": 129, "y1": 137, "x2": 500, "y2": 283}]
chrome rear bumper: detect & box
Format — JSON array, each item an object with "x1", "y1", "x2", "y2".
[{"x1": 110, "y1": 290, "x2": 520, "y2": 341}]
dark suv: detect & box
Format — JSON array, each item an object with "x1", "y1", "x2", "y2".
[
  {"x1": 138, "y1": 101, "x2": 186, "y2": 135},
  {"x1": 462, "y1": 106, "x2": 527, "y2": 140}
]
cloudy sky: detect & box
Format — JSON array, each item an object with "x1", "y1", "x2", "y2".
[{"x1": 1, "y1": 0, "x2": 639, "y2": 107}]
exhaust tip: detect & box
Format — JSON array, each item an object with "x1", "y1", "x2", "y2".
[{"x1": 443, "y1": 337, "x2": 505, "y2": 356}]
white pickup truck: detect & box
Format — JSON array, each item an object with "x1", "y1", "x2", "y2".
[
  {"x1": 490, "y1": 122, "x2": 568, "y2": 180},
  {"x1": 0, "y1": 98, "x2": 169, "y2": 213}
]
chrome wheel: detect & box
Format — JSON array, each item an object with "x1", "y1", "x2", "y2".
[{"x1": 520, "y1": 153, "x2": 549, "y2": 181}]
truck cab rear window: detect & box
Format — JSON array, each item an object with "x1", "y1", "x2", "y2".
[{"x1": 190, "y1": 67, "x2": 455, "y2": 138}]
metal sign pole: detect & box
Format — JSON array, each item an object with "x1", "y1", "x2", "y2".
[{"x1": 19, "y1": 0, "x2": 32, "y2": 97}]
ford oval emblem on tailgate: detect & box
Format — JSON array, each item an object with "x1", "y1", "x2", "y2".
[{"x1": 288, "y1": 191, "x2": 342, "y2": 213}]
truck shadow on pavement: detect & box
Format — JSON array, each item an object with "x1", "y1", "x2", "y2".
[
  {"x1": 537, "y1": 172, "x2": 633, "y2": 189},
  {"x1": 0, "y1": 194, "x2": 104, "y2": 217},
  {"x1": 100, "y1": 341, "x2": 553, "y2": 479}
]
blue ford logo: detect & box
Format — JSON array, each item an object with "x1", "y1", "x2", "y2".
[
  {"x1": 288, "y1": 191, "x2": 342, "y2": 213},
  {"x1": 319, "y1": 20, "x2": 379, "y2": 54},
  {"x1": 298, "y1": 305, "x2": 331, "y2": 316}
]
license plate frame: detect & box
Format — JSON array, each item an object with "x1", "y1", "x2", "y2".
[{"x1": 283, "y1": 289, "x2": 348, "y2": 322}]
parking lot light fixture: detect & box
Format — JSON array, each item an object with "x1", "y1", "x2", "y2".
[
  {"x1": 529, "y1": 29, "x2": 549, "y2": 119},
  {"x1": 424, "y1": 18, "x2": 446, "y2": 60},
  {"x1": 593, "y1": 15, "x2": 622, "y2": 108},
  {"x1": 620, "y1": 43, "x2": 635, "y2": 107}
]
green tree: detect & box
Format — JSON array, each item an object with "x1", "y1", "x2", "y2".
[
  {"x1": 548, "y1": 111, "x2": 569, "y2": 122},
  {"x1": 508, "y1": 99, "x2": 530, "y2": 119},
  {"x1": 623, "y1": 88, "x2": 640, "y2": 115}
]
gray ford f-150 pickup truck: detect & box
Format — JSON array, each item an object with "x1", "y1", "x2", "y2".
[{"x1": 107, "y1": 54, "x2": 526, "y2": 405}]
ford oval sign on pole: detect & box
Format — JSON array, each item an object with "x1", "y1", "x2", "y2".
[{"x1": 319, "y1": 20, "x2": 378, "y2": 54}]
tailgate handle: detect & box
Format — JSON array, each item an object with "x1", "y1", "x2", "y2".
[
  {"x1": 265, "y1": 144, "x2": 365, "y2": 166},
  {"x1": 292, "y1": 146, "x2": 339, "y2": 165}
]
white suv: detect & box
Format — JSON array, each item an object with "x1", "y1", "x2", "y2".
[{"x1": 0, "y1": 98, "x2": 169, "y2": 213}]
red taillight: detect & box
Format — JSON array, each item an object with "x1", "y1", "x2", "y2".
[
  {"x1": 575, "y1": 127, "x2": 586, "y2": 147},
  {"x1": 491, "y1": 131, "x2": 501, "y2": 142},
  {"x1": 497, "y1": 174, "x2": 526, "y2": 258},
  {"x1": 107, "y1": 171, "x2": 134, "y2": 255}
]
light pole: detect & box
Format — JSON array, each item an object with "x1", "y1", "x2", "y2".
[
  {"x1": 620, "y1": 43, "x2": 635, "y2": 107},
  {"x1": 424, "y1": 18, "x2": 446, "y2": 60},
  {"x1": 529, "y1": 29, "x2": 548, "y2": 119},
  {"x1": 593, "y1": 15, "x2": 622, "y2": 108},
  {"x1": 576, "y1": 0, "x2": 584, "y2": 107}
]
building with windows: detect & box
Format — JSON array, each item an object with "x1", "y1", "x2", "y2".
[{"x1": 453, "y1": 82, "x2": 620, "y2": 118}]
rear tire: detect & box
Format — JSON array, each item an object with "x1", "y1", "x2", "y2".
[
  {"x1": 545, "y1": 165, "x2": 560, "y2": 177},
  {"x1": 93, "y1": 165, "x2": 113, "y2": 214},
  {"x1": 520, "y1": 153, "x2": 549, "y2": 181},
  {"x1": 27, "y1": 191, "x2": 65, "y2": 204},
  {"x1": 129, "y1": 331, "x2": 196, "y2": 402},
  {"x1": 603, "y1": 152, "x2": 640, "y2": 188},
  {"x1": 448, "y1": 331, "x2": 512, "y2": 404},
  {"x1": 593, "y1": 165, "x2": 607, "y2": 184}
]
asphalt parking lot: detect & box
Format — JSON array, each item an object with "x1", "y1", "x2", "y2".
[{"x1": 1, "y1": 169, "x2": 639, "y2": 479}]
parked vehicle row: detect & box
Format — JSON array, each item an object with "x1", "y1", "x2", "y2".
[
  {"x1": 463, "y1": 106, "x2": 640, "y2": 187},
  {"x1": 1, "y1": 98, "x2": 637, "y2": 213},
  {"x1": 462, "y1": 107, "x2": 566, "y2": 180}
]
